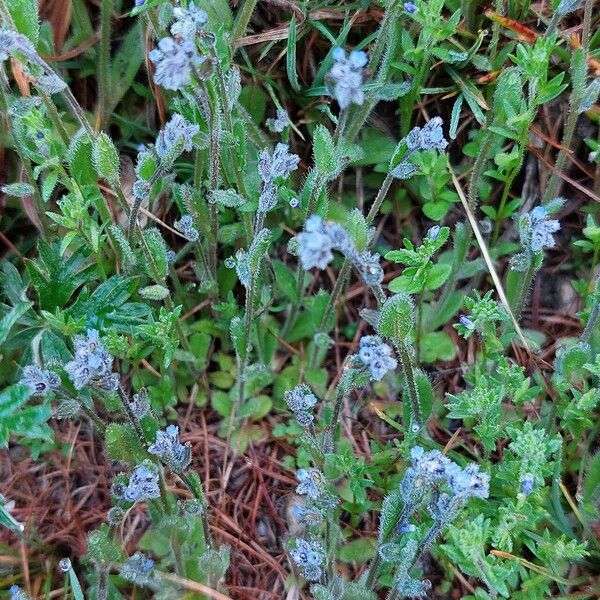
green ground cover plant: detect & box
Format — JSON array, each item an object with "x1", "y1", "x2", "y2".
[{"x1": 0, "y1": 0, "x2": 599, "y2": 598}]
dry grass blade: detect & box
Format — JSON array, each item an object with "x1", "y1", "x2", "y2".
[{"x1": 446, "y1": 157, "x2": 532, "y2": 354}]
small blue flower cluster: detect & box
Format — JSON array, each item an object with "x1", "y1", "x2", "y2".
[
  {"x1": 519, "y1": 204, "x2": 562, "y2": 253},
  {"x1": 171, "y1": 2, "x2": 208, "y2": 40},
  {"x1": 9, "y1": 586, "x2": 32, "y2": 600},
  {"x1": 148, "y1": 2, "x2": 211, "y2": 90},
  {"x1": 284, "y1": 384, "x2": 318, "y2": 426},
  {"x1": 257, "y1": 143, "x2": 300, "y2": 213},
  {"x1": 148, "y1": 424, "x2": 192, "y2": 473},
  {"x1": 290, "y1": 538, "x2": 326, "y2": 581},
  {"x1": 155, "y1": 113, "x2": 199, "y2": 161},
  {"x1": 19, "y1": 365, "x2": 60, "y2": 396},
  {"x1": 401, "y1": 447, "x2": 490, "y2": 513},
  {"x1": 149, "y1": 37, "x2": 204, "y2": 91},
  {"x1": 174, "y1": 214, "x2": 200, "y2": 242},
  {"x1": 123, "y1": 464, "x2": 161, "y2": 503},
  {"x1": 129, "y1": 388, "x2": 151, "y2": 420},
  {"x1": 297, "y1": 215, "x2": 383, "y2": 286},
  {"x1": 120, "y1": 551, "x2": 155, "y2": 587},
  {"x1": 356, "y1": 335, "x2": 397, "y2": 380},
  {"x1": 266, "y1": 107, "x2": 290, "y2": 133},
  {"x1": 458, "y1": 314, "x2": 475, "y2": 331},
  {"x1": 520, "y1": 473, "x2": 535, "y2": 496},
  {"x1": 65, "y1": 329, "x2": 119, "y2": 391},
  {"x1": 406, "y1": 117, "x2": 448, "y2": 152},
  {"x1": 296, "y1": 467, "x2": 327, "y2": 500},
  {"x1": 326, "y1": 47, "x2": 368, "y2": 109},
  {"x1": 390, "y1": 117, "x2": 448, "y2": 180}
]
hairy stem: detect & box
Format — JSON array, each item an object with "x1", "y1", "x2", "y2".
[{"x1": 97, "y1": 0, "x2": 112, "y2": 131}]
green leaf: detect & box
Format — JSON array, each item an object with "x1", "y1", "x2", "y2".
[
  {"x1": 0, "y1": 384, "x2": 31, "y2": 419},
  {"x1": 239, "y1": 395, "x2": 272, "y2": 420},
  {"x1": 25, "y1": 241, "x2": 95, "y2": 311},
  {"x1": 378, "y1": 294, "x2": 414, "y2": 342},
  {"x1": 143, "y1": 229, "x2": 168, "y2": 281},
  {"x1": 248, "y1": 228, "x2": 272, "y2": 273},
  {"x1": 93, "y1": 133, "x2": 120, "y2": 185},
  {"x1": 338, "y1": 537, "x2": 377, "y2": 563},
  {"x1": 41, "y1": 170, "x2": 59, "y2": 203},
  {"x1": 6, "y1": 0, "x2": 39, "y2": 46},
  {"x1": 0, "y1": 301, "x2": 32, "y2": 345},
  {"x1": 210, "y1": 189, "x2": 246, "y2": 208},
  {"x1": 286, "y1": 15, "x2": 301, "y2": 92},
  {"x1": 425, "y1": 263, "x2": 451, "y2": 290},
  {"x1": 346, "y1": 209, "x2": 369, "y2": 252},
  {"x1": 313, "y1": 125, "x2": 339, "y2": 176},
  {"x1": 420, "y1": 331, "x2": 456, "y2": 363},
  {"x1": 105, "y1": 424, "x2": 147, "y2": 467},
  {"x1": 109, "y1": 22, "x2": 145, "y2": 111},
  {"x1": 449, "y1": 94, "x2": 463, "y2": 140},
  {"x1": 272, "y1": 260, "x2": 298, "y2": 303},
  {"x1": 69, "y1": 275, "x2": 136, "y2": 322},
  {"x1": 1, "y1": 182, "x2": 35, "y2": 197}
]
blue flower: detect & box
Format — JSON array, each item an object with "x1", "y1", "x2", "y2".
[
  {"x1": 121, "y1": 552, "x2": 155, "y2": 587},
  {"x1": 174, "y1": 214, "x2": 199, "y2": 242},
  {"x1": 357, "y1": 335, "x2": 397, "y2": 380},
  {"x1": 296, "y1": 468, "x2": 326, "y2": 500},
  {"x1": 284, "y1": 384, "x2": 318, "y2": 426},
  {"x1": 149, "y1": 37, "x2": 202, "y2": 91},
  {"x1": 446, "y1": 462, "x2": 490, "y2": 500},
  {"x1": 404, "y1": 2, "x2": 417, "y2": 12},
  {"x1": 65, "y1": 329, "x2": 115, "y2": 390},
  {"x1": 290, "y1": 538, "x2": 325, "y2": 581},
  {"x1": 129, "y1": 388, "x2": 151, "y2": 420},
  {"x1": 19, "y1": 365, "x2": 60, "y2": 396},
  {"x1": 171, "y1": 2, "x2": 208, "y2": 40},
  {"x1": 266, "y1": 108, "x2": 290, "y2": 133},
  {"x1": 148, "y1": 425, "x2": 192, "y2": 472},
  {"x1": 326, "y1": 47, "x2": 368, "y2": 109},
  {"x1": 406, "y1": 117, "x2": 448, "y2": 152},
  {"x1": 155, "y1": 113, "x2": 199, "y2": 161},
  {"x1": 297, "y1": 215, "x2": 335, "y2": 270},
  {"x1": 459, "y1": 314, "x2": 475, "y2": 330},
  {"x1": 520, "y1": 473, "x2": 535, "y2": 496},
  {"x1": 123, "y1": 465, "x2": 161, "y2": 503},
  {"x1": 518, "y1": 203, "x2": 562, "y2": 252},
  {"x1": 257, "y1": 143, "x2": 300, "y2": 212}
]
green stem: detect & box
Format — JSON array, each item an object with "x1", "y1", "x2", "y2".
[
  {"x1": 581, "y1": 0, "x2": 594, "y2": 50},
  {"x1": 582, "y1": 296, "x2": 600, "y2": 343},
  {"x1": 333, "y1": 108, "x2": 348, "y2": 146},
  {"x1": 98, "y1": 0, "x2": 112, "y2": 131},
  {"x1": 392, "y1": 341, "x2": 422, "y2": 430},
  {"x1": 281, "y1": 172, "x2": 327, "y2": 336},
  {"x1": 344, "y1": 3, "x2": 401, "y2": 142},
  {"x1": 136, "y1": 225, "x2": 192, "y2": 353},
  {"x1": 510, "y1": 255, "x2": 538, "y2": 319},
  {"x1": 491, "y1": 155, "x2": 522, "y2": 246},
  {"x1": 199, "y1": 83, "x2": 220, "y2": 277},
  {"x1": 179, "y1": 472, "x2": 213, "y2": 549},
  {"x1": 468, "y1": 127, "x2": 494, "y2": 211},
  {"x1": 40, "y1": 92, "x2": 70, "y2": 144},
  {"x1": 415, "y1": 293, "x2": 423, "y2": 363},
  {"x1": 541, "y1": 105, "x2": 579, "y2": 204}
]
